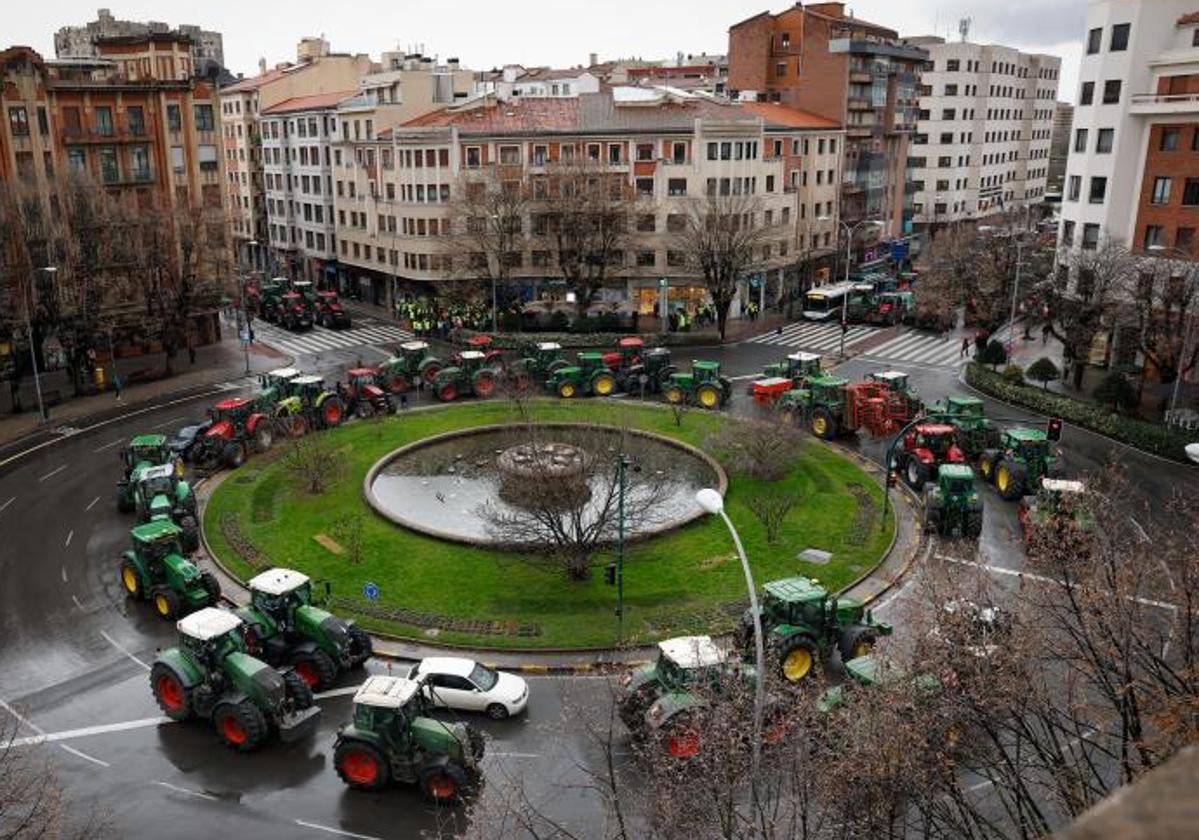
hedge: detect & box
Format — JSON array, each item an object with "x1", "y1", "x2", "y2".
[
  {"x1": 965, "y1": 362, "x2": 1195, "y2": 463},
  {"x1": 456, "y1": 328, "x2": 719, "y2": 350}
]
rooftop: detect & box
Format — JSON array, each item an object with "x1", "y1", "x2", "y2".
[
  {"x1": 177, "y1": 607, "x2": 242, "y2": 641},
  {"x1": 248, "y1": 568, "x2": 311, "y2": 595},
  {"x1": 260, "y1": 89, "x2": 355, "y2": 115},
  {"x1": 355, "y1": 675, "x2": 419, "y2": 709},
  {"x1": 132, "y1": 519, "x2": 182, "y2": 541},
  {"x1": 658, "y1": 635, "x2": 726, "y2": 669}
]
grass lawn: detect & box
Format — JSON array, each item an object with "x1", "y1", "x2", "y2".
[{"x1": 204, "y1": 400, "x2": 894, "y2": 650}]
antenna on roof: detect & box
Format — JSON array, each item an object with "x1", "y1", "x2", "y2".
[{"x1": 959, "y1": 17, "x2": 971, "y2": 43}]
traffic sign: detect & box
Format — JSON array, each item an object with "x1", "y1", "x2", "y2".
[{"x1": 363, "y1": 582, "x2": 380, "y2": 601}]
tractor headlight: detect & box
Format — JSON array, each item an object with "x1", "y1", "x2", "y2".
[{"x1": 648, "y1": 702, "x2": 663, "y2": 722}]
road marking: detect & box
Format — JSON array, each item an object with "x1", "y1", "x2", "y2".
[
  {"x1": 71, "y1": 594, "x2": 85, "y2": 611},
  {"x1": 154, "y1": 780, "x2": 217, "y2": 801},
  {"x1": 39, "y1": 464, "x2": 68, "y2": 481},
  {"x1": 727, "y1": 373, "x2": 762, "y2": 382},
  {"x1": 940, "y1": 556, "x2": 1178, "y2": 611},
  {"x1": 0, "y1": 696, "x2": 45, "y2": 735},
  {"x1": 8, "y1": 716, "x2": 173, "y2": 748},
  {"x1": 313, "y1": 686, "x2": 360, "y2": 700},
  {"x1": 64, "y1": 530, "x2": 73, "y2": 548},
  {"x1": 294, "y1": 820, "x2": 382, "y2": 840},
  {"x1": 85, "y1": 495, "x2": 101, "y2": 511},
  {"x1": 59, "y1": 744, "x2": 109, "y2": 767},
  {"x1": 94, "y1": 438, "x2": 125, "y2": 452},
  {"x1": 488, "y1": 751, "x2": 540, "y2": 759},
  {"x1": 100, "y1": 630, "x2": 151, "y2": 671},
  {"x1": 0, "y1": 496, "x2": 14, "y2": 513},
  {"x1": 61, "y1": 565, "x2": 68, "y2": 583},
  {"x1": 149, "y1": 415, "x2": 188, "y2": 431}
]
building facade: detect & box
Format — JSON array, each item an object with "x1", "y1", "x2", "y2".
[
  {"x1": 727, "y1": 2, "x2": 926, "y2": 248},
  {"x1": 331, "y1": 89, "x2": 842, "y2": 312},
  {"x1": 905, "y1": 36, "x2": 1059, "y2": 228},
  {"x1": 1059, "y1": 0, "x2": 1199, "y2": 256},
  {"x1": 54, "y1": 8, "x2": 224, "y2": 71},
  {"x1": 1048, "y1": 101, "x2": 1074, "y2": 195}
]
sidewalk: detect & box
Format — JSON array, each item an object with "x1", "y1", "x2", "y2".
[{"x1": 0, "y1": 324, "x2": 289, "y2": 449}]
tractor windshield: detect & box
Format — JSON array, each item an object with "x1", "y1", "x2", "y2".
[
  {"x1": 947, "y1": 478, "x2": 974, "y2": 496},
  {"x1": 918, "y1": 432, "x2": 953, "y2": 454},
  {"x1": 145, "y1": 536, "x2": 182, "y2": 561},
  {"x1": 142, "y1": 475, "x2": 174, "y2": 498},
  {"x1": 1018, "y1": 440, "x2": 1047, "y2": 460},
  {"x1": 133, "y1": 445, "x2": 167, "y2": 464}
]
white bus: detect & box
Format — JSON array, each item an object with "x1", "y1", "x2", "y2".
[{"x1": 803, "y1": 282, "x2": 855, "y2": 321}]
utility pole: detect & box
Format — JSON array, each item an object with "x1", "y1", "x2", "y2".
[{"x1": 615, "y1": 453, "x2": 628, "y2": 644}]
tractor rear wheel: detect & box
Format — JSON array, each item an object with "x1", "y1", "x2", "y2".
[
  {"x1": 473, "y1": 372, "x2": 497, "y2": 398},
  {"x1": 905, "y1": 458, "x2": 929, "y2": 489},
  {"x1": 355, "y1": 401, "x2": 375, "y2": 420},
  {"x1": 179, "y1": 516, "x2": 200, "y2": 553},
  {"x1": 199, "y1": 572, "x2": 221, "y2": 607},
  {"x1": 696, "y1": 384, "x2": 722, "y2": 410},
  {"x1": 334, "y1": 740, "x2": 391, "y2": 791},
  {"x1": 437, "y1": 384, "x2": 458, "y2": 403},
  {"x1": 777, "y1": 636, "x2": 821, "y2": 684},
  {"x1": 282, "y1": 669, "x2": 315, "y2": 710},
  {"x1": 421, "y1": 363, "x2": 443, "y2": 384},
  {"x1": 592, "y1": 372, "x2": 617, "y2": 397},
  {"x1": 120, "y1": 558, "x2": 143, "y2": 600},
  {"x1": 965, "y1": 509, "x2": 983, "y2": 539},
  {"x1": 150, "y1": 663, "x2": 192, "y2": 721},
  {"x1": 213, "y1": 700, "x2": 267, "y2": 752},
  {"x1": 419, "y1": 763, "x2": 472, "y2": 805},
  {"x1": 995, "y1": 460, "x2": 1026, "y2": 501},
  {"x1": 978, "y1": 450, "x2": 999, "y2": 484},
  {"x1": 151, "y1": 586, "x2": 181, "y2": 620},
  {"x1": 811, "y1": 407, "x2": 838, "y2": 440},
  {"x1": 557, "y1": 381, "x2": 578, "y2": 399},
  {"x1": 291, "y1": 649, "x2": 338, "y2": 691},
  {"x1": 839, "y1": 627, "x2": 878, "y2": 663},
  {"x1": 387, "y1": 373, "x2": 410, "y2": 394},
  {"x1": 347, "y1": 626, "x2": 373, "y2": 666},
  {"x1": 321, "y1": 397, "x2": 345, "y2": 428},
  {"x1": 222, "y1": 442, "x2": 246, "y2": 469},
  {"x1": 663, "y1": 385, "x2": 685, "y2": 405},
  {"x1": 253, "y1": 424, "x2": 273, "y2": 454}
]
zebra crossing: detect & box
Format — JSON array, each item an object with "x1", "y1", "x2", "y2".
[
  {"x1": 744, "y1": 320, "x2": 879, "y2": 353},
  {"x1": 251, "y1": 320, "x2": 413, "y2": 358},
  {"x1": 858, "y1": 330, "x2": 966, "y2": 369}
]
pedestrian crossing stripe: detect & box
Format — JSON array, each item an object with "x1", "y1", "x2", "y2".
[
  {"x1": 860, "y1": 331, "x2": 965, "y2": 368},
  {"x1": 253, "y1": 323, "x2": 414, "y2": 357},
  {"x1": 745, "y1": 321, "x2": 878, "y2": 352}
]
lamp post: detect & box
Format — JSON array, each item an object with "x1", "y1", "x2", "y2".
[
  {"x1": 1007, "y1": 236, "x2": 1024, "y2": 354},
  {"x1": 615, "y1": 454, "x2": 629, "y2": 644},
  {"x1": 819, "y1": 216, "x2": 884, "y2": 358},
  {"x1": 695, "y1": 488, "x2": 764, "y2": 790},
  {"x1": 23, "y1": 267, "x2": 54, "y2": 423},
  {"x1": 240, "y1": 241, "x2": 258, "y2": 375}
]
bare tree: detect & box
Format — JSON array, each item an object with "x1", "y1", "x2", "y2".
[
  {"x1": 673, "y1": 194, "x2": 782, "y2": 341},
  {"x1": 1130, "y1": 248, "x2": 1199, "y2": 387},
  {"x1": 281, "y1": 435, "x2": 347, "y2": 495},
  {"x1": 705, "y1": 417, "x2": 805, "y2": 481},
  {"x1": 331, "y1": 511, "x2": 365, "y2": 565},
  {"x1": 747, "y1": 491, "x2": 799, "y2": 543}
]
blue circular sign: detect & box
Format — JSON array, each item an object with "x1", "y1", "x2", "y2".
[{"x1": 363, "y1": 582, "x2": 380, "y2": 601}]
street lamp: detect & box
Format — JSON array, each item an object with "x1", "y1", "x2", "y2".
[
  {"x1": 240, "y1": 241, "x2": 258, "y2": 375},
  {"x1": 1007, "y1": 235, "x2": 1025, "y2": 353},
  {"x1": 23, "y1": 267, "x2": 54, "y2": 424},
  {"x1": 819, "y1": 216, "x2": 884, "y2": 358},
  {"x1": 615, "y1": 454, "x2": 629, "y2": 644},
  {"x1": 695, "y1": 488, "x2": 765, "y2": 790}
]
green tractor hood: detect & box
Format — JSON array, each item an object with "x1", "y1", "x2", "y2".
[
  {"x1": 294, "y1": 604, "x2": 352, "y2": 657},
  {"x1": 411, "y1": 716, "x2": 470, "y2": 764},
  {"x1": 223, "y1": 650, "x2": 286, "y2": 710}
]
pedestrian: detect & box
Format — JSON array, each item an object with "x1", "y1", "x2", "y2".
[
  {"x1": 114, "y1": 371, "x2": 124, "y2": 402},
  {"x1": 400, "y1": 392, "x2": 409, "y2": 410},
  {"x1": 960, "y1": 336, "x2": 970, "y2": 359},
  {"x1": 1042, "y1": 323, "x2": 1051, "y2": 345},
  {"x1": 187, "y1": 342, "x2": 196, "y2": 365}
]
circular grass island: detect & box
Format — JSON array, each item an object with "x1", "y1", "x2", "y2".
[{"x1": 203, "y1": 401, "x2": 895, "y2": 650}]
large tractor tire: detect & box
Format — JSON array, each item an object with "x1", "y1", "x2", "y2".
[
  {"x1": 213, "y1": 700, "x2": 268, "y2": 752},
  {"x1": 347, "y1": 626, "x2": 373, "y2": 667},
  {"x1": 420, "y1": 362, "x2": 443, "y2": 385},
  {"x1": 591, "y1": 371, "x2": 618, "y2": 397},
  {"x1": 253, "y1": 423, "x2": 274, "y2": 454},
  {"x1": 320, "y1": 397, "x2": 345, "y2": 429},
  {"x1": 222, "y1": 442, "x2": 247, "y2": 469},
  {"x1": 151, "y1": 586, "x2": 182, "y2": 620},
  {"x1": 810, "y1": 407, "x2": 838, "y2": 440},
  {"x1": 839, "y1": 626, "x2": 879, "y2": 663},
  {"x1": 557, "y1": 381, "x2": 578, "y2": 399},
  {"x1": 696, "y1": 383, "x2": 722, "y2": 410},
  {"x1": 290, "y1": 649, "x2": 338, "y2": 691},
  {"x1": 334, "y1": 739, "x2": 391, "y2": 791},
  {"x1": 978, "y1": 450, "x2": 1000, "y2": 484},
  {"x1": 663, "y1": 384, "x2": 685, "y2": 405},
  {"x1": 418, "y1": 763, "x2": 472, "y2": 805},
  {"x1": 472, "y1": 371, "x2": 497, "y2": 398},
  {"x1": 718, "y1": 377, "x2": 733, "y2": 406},
  {"x1": 777, "y1": 635, "x2": 821, "y2": 684},
  {"x1": 995, "y1": 459, "x2": 1027, "y2": 501},
  {"x1": 386, "y1": 373, "x2": 411, "y2": 394},
  {"x1": 199, "y1": 572, "x2": 221, "y2": 607},
  {"x1": 150, "y1": 662, "x2": 192, "y2": 721},
  {"x1": 116, "y1": 486, "x2": 135, "y2": 514},
  {"x1": 905, "y1": 457, "x2": 929, "y2": 490},
  {"x1": 179, "y1": 516, "x2": 200, "y2": 553},
  {"x1": 120, "y1": 558, "x2": 143, "y2": 600},
  {"x1": 925, "y1": 503, "x2": 943, "y2": 535},
  {"x1": 355, "y1": 400, "x2": 375, "y2": 420},
  {"x1": 661, "y1": 716, "x2": 702, "y2": 760},
  {"x1": 437, "y1": 383, "x2": 458, "y2": 403},
  {"x1": 282, "y1": 669, "x2": 315, "y2": 711},
  {"x1": 965, "y1": 509, "x2": 983, "y2": 539}
]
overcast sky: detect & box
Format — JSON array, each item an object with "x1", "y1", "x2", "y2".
[{"x1": 8, "y1": 1, "x2": 1086, "y2": 102}]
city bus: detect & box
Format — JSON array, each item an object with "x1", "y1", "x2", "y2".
[{"x1": 803, "y1": 282, "x2": 856, "y2": 321}]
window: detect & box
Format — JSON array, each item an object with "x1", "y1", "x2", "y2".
[
  {"x1": 7, "y1": 107, "x2": 28, "y2": 136},
  {"x1": 942, "y1": 108, "x2": 956, "y2": 120},
  {"x1": 587, "y1": 143, "x2": 601, "y2": 161},
  {"x1": 1182, "y1": 178, "x2": 1199, "y2": 206},
  {"x1": 940, "y1": 132, "x2": 954, "y2": 144},
  {"x1": 1074, "y1": 128, "x2": 1089, "y2": 153},
  {"x1": 776, "y1": 62, "x2": 787, "y2": 77},
  {"x1": 198, "y1": 144, "x2": 218, "y2": 172},
  {"x1": 608, "y1": 144, "x2": 623, "y2": 164},
  {"x1": 1160, "y1": 128, "x2": 1180, "y2": 151},
  {"x1": 95, "y1": 106, "x2": 113, "y2": 136},
  {"x1": 466, "y1": 147, "x2": 481, "y2": 168},
  {"x1": 67, "y1": 148, "x2": 86, "y2": 172},
  {"x1": 99, "y1": 147, "x2": 119, "y2": 182},
  {"x1": 636, "y1": 143, "x2": 654, "y2": 161},
  {"x1": 1143, "y1": 225, "x2": 1164, "y2": 249},
  {"x1": 636, "y1": 250, "x2": 656, "y2": 267},
  {"x1": 666, "y1": 250, "x2": 684, "y2": 267},
  {"x1": 766, "y1": 175, "x2": 775, "y2": 192},
  {"x1": 194, "y1": 104, "x2": 214, "y2": 131},
  {"x1": 1067, "y1": 175, "x2": 1081, "y2": 201},
  {"x1": 666, "y1": 214, "x2": 686, "y2": 233},
  {"x1": 166, "y1": 104, "x2": 181, "y2": 132},
  {"x1": 637, "y1": 214, "x2": 656, "y2": 232},
  {"x1": 1151, "y1": 177, "x2": 1172, "y2": 205},
  {"x1": 1087, "y1": 27, "x2": 1102, "y2": 55},
  {"x1": 130, "y1": 145, "x2": 151, "y2": 180},
  {"x1": 170, "y1": 146, "x2": 185, "y2": 173},
  {"x1": 1110, "y1": 23, "x2": 1130, "y2": 51},
  {"x1": 667, "y1": 178, "x2": 687, "y2": 196},
  {"x1": 946, "y1": 59, "x2": 960, "y2": 71},
  {"x1": 499, "y1": 145, "x2": 520, "y2": 164},
  {"x1": 1080, "y1": 81, "x2": 1094, "y2": 106},
  {"x1": 36, "y1": 106, "x2": 48, "y2": 135},
  {"x1": 672, "y1": 142, "x2": 686, "y2": 164},
  {"x1": 1082, "y1": 223, "x2": 1100, "y2": 250},
  {"x1": 1061, "y1": 220, "x2": 1075, "y2": 246},
  {"x1": 1102, "y1": 80, "x2": 1121, "y2": 104},
  {"x1": 944, "y1": 83, "x2": 958, "y2": 96},
  {"x1": 635, "y1": 178, "x2": 654, "y2": 196},
  {"x1": 1096, "y1": 128, "x2": 1114, "y2": 153},
  {"x1": 127, "y1": 106, "x2": 145, "y2": 135}
]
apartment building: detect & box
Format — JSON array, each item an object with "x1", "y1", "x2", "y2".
[
  {"x1": 219, "y1": 44, "x2": 375, "y2": 267},
  {"x1": 1048, "y1": 101, "x2": 1074, "y2": 194},
  {"x1": 728, "y1": 2, "x2": 926, "y2": 248},
  {"x1": 1060, "y1": 0, "x2": 1199, "y2": 255},
  {"x1": 54, "y1": 8, "x2": 224, "y2": 71},
  {"x1": 477, "y1": 65, "x2": 602, "y2": 99},
  {"x1": 331, "y1": 88, "x2": 842, "y2": 312},
  {"x1": 904, "y1": 36, "x2": 1060, "y2": 228}
]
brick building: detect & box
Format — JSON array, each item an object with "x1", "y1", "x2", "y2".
[{"x1": 54, "y1": 8, "x2": 224, "y2": 73}]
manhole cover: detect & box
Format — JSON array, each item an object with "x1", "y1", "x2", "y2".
[{"x1": 799, "y1": 548, "x2": 832, "y2": 565}]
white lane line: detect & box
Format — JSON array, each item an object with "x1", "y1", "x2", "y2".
[
  {"x1": 488, "y1": 751, "x2": 540, "y2": 759},
  {"x1": 0, "y1": 496, "x2": 14, "y2": 513},
  {"x1": 71, "y1": 594, "x2": 85, "y2": 611},
  {"x1": 39, "y1": 464, "x2": 68, "y2": 482},
  {"x1": 59, "y1": 745, "x2": 110, "y2": 767},
  {"x1": 100, "y1": 630, "x2": 151, "y2": 671},
  {"x1": 0, "y1": 696, "x2": 46, "y2": 735},
  {"x1": 940, "y1": 556, "x2": 1178, "y2": 611},
  {"x1": 728, "y1": 374, "x2": 763, "y2": 382},
  {"x1": 294, "y1": 820, "x2": 382, "y2": 840},
  {"x1": 93, "y1": 438, "x2": 125, "y2": 452},
  {"x1": 149, "y1": 414, "x2": 188, "y2": 431},
  {"x1": 154, "y1": 780, "x2": 218, "y2": 802},
  {"x1": 61, "y1": 565, "x2": 68, "y2": 583},
  {"x1": 8, "y1": 716, "x2": 173, "y2": 748},
  {"x1": 313, "y1": 685, "x2": 360, "y2": 700},
  {"x1": 85, "y1": 495, "x2": 101, "y2": 511},
  {"x1": 64, "y1": 530, "x2": 74, "y2": 548}
]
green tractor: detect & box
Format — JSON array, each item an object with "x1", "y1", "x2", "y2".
[
  {"x1": 927, "y1": 394, "x2": 1000, "y2": 458},
  {"x1": 618, "y1": 635, "x2": 734, "y2": 734},
  {"x1": 623, "y1": 346, "x2": 677, "y2": 394},
  {"x1": 377, "y1": 341, "x2": 444, "y2": 394},
  {"x1": 923, "y1": 464, "x2": 984, "y2": 538},
  {"x1": 764, "y1": 351, "x2": 823, "y2": 389},
  {"x1": 234, "y1": 568, "x2": 373, "y2": 691},
  {"x1": 275, "y1": 375, "x2": 345, "y2": 433},
  {"x1": 433, "y1": 350, "x2": 502, "y2": 402},
  {"x1": 119, "y1": 520, "x2": 221, "y2": 619},
  {"x1": 979, "y1": 427, "x2": 1062, "y2": 501},
  {"x1": 512, "y1": 341, "x2": 569, "y2": 384},
  {"x1": 776, "y1": 375, "x2": 847, "y2": 436},
  {"x1": 149, "y1": 607, "x2": 321, "y2": 752},
  {"x1": 1018, "y1": 478, "x2": 1093, "y2": 554},
  {"x1": 253, "y1": 367, "x2": 302, "y2": 414},
  {"x1": 117, "y1": 434, "x2": 182, "y2": 512},
  {"x1": 253, "y1": 277, "x2": 288, "y2": 322},
  {"x1": 869, "y1": 370, "x2": 923, "y2": 418},
  {"x1": 740, "y1": 576, "x2": 892, "y2": 684},
  {"x1": 333, "y1": 675, "x2": 486, "y2": 802},
  {"x1": 662, "y1": 360, "x2": 732, "y2": 410},
  {"x1": 545, "y1": 351, "x2": 619, "y2": 399},
  {"x1": 132, "y1": 463, "x2": 199, "y2": 552}
]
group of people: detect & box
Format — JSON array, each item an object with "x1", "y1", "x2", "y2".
[{"x1": 393, "y1": 297, "x2": 494, "y2": 340}]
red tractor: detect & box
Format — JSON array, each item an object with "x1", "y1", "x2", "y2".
[
  {"x1": 891, "y1": 423, "x2": 968, "y2": 489},
  {"x1": 193, "y1": 398, "x2": 273, "y2": 469},
  {"x1": 313, "y1": 290, "x2": 351, "y2": 329},
  {"x1": 338, "y1": 369, "x2": 396, "y2": 418},
  {"x1": 454, "y1": 334, "x2": 505, "y2": 368}
]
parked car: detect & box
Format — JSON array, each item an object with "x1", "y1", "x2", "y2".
[
  {"x1": 167, "y1": 418, "x2": 213, "y2": 463},
  {"x1": 408, "y1": 657, "x2": 529, "y2": 720}
]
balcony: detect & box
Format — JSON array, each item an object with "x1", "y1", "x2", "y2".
[
  {"x1": 1128, "y1": 92, "x2": 1199, "y2": 116},
  {"x1": 849, "y1": 70, "x2": 873, "y2": 84},
  {"x1": 848, "y1": 98, "x2": 873, "y2": 111}
]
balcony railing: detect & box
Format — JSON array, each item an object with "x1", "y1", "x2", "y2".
[{"x1": 1128, "y1": 92, "x2": 1199, "y2": 114}]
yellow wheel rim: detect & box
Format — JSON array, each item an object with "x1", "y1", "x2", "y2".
[
  {"x1": 122, "y1": 567, "x2": 138, "y2": 594},
  {"x1": 996, "y1": 465, "x2": 1009, "y2": 493},
  {"x1": 595, "y1": 377, "x2": 613, "y2": 395},
  {"x1": 560, "y1": 383, "x2": 575, "y2": 398},
  {"x1": 666, "y1": 388, "x2": 682, "y2": 404},
  {"x1": 813, "y1": 416, "x2": 827, "y2": 436},
  {"x1": 699, "y1": 388, "x2": 718, "y2": 408},
  {"x1": 981, "y1": 459, "x2": 992, "y2": 478},
  {"x1": 852, "y1": 639, "x2": 874, "y2": 659},
  {"x1": 154, "y1": 594, "x2": 171, "y2": 616},
  {"x1": 782, "y1": 648, "x2": 812, "y2": 682}
]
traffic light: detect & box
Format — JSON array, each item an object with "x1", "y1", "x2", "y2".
[
  {"x1": 604, "y1": 563, "x2": 617, "y2": 586},
  {"x1": 1047, "y1": 417, "x2": 1063, "y2": 442}
]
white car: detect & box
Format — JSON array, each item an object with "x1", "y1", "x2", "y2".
[{"x1": 411, "y1": 657, "x2": 529, "y2": 720}]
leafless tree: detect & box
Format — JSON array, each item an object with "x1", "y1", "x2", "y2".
[
  {"x1": 1130, "y1": 247, "x2": 1199, "y2": 387},
  {"x1": 747, "y1": 491, "x2": 799, "y2": 543},
  {"x1": 672, "y1": 194, "x2": 782, "y2": 341},
  {"x1": 705, "y1": 417, "x2": 805, "y2": 481},
  {"x1": 0, "y1": 713, "x2": 105, "y2": 839},
  {"x1": 281, "y1": 434, "x2": 347, "y2": 495},
  {"x1": 331, "y1": 511, "x2": 365, "y2": 565}
]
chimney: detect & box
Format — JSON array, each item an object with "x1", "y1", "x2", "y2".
[
  {"x1": 589, "y1": 52, "x2": 598, "y2": 67},
  {"x1": 258, "y1": 57, "x2": 266, "y2": 75}
]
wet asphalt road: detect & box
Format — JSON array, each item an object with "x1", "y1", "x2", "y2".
[{"x1": 1, "y1": 330, "x2": 1194, "y2": 839}]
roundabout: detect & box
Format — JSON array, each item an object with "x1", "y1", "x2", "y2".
[{"x1": 203, "y1": 400, "x2": 896, "y2": 650}]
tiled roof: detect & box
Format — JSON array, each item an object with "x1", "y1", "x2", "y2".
[
  {"x1": 221, "y1": 66, "x2": 290, "y2": 93},
  {"x1": 738, "y1": 102, "x2": 841, "y2": 129},
  {"x1": 261, "y1": 89, "x2": 356, "y2": 115},
  {"x1": 1178, "y1": 11, "x2": 1199, "y2": 25}
]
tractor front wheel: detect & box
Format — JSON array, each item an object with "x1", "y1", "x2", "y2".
[
  {"x1": 592, "y1": 372, "x2": 617, "y2": 397},
  {"x1": 663, "y1": 385, "x2": 685, "y2": 405},
  {"x1": 965, "y1": 509, "x2": 983, "y2": 539},
  {"x1": 905, "y1": 457, "x2": 929, "y2": 490},
  {"x1": 978, "y1": 450, "x2": 999, "y2": 484},
  {"x1": 995, "y1": 460, "x2": 1026, "y2": 501},
  {"x1": 282, "y1": 669, "x2": 315, "y2": 710},
  {"x1": 334, "y1": 740, "x2": 390, "y2": 791},
  {"x1": 120, "y1": 558, "x2": 143, "y2": 600},
  {"x1": 355, "y1": 401, "x2": 375, "y2": 420},
  {"x1": 778, "y1": 636, "x2": 821, "y2": 684},
  {"x1": 418, "y1": 763, "x2": 471, "y2": 805},
  {"x1": 222, "y1": 442, "x2": 246, "y2": 469},
  {"x1": 811, "y1": 407, "x2": 838, "y2": 440},
  {"x1": 347, "y1": 626, "x2": 373, "y2": 667},
  {"x1": 421, "y1": 363, "x2": 443, "y2": 384},
  {"x1": 839, "y1": 627, "x2": 878, "y2": 663},
  {"x1": 179, "y1": 516, "x2": 200, "y2": 553},
  {"x1": 150, "y1": 663, "x2": 192, "y2": 721},
  {"x1": 387, "y1": 373, "x2": 410, "y2": 394},
  {"x1": 199, "y1": 572, "x2": 221, "y2": 607},
  {"x1": 253, "y1": 423, "x2": 273, "y2": 454},
  {"x1": 321, "y1": 397, "x2": 345, "y2": 429},
  {"x1": 473, "y1": 372, "x2": 497, "y2": 398},
  {"x1": 925, "y1": 503, "x2": 943, "y2": 535},
  {"x1": 291, "y1": 649, "x2": 338, "y2": 691},
  {"x1": 437, "y1": 383, "x2": 458, "y2": 403},
  {"x1": 151, "y1": 586, "x2": 181, "y2": 620},
  {"x1": 696, "y1": 383, "x2": 722, "y2": 410},
  {"x1": 213, "y1": 700, "x2": 267, "y2": 752},
  {"x1": 557, "y1": 381, "x2": 578, "y2": 399}
]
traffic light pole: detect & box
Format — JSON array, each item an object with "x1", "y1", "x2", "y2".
[{"x1": 616, "y1": 454, "x2": 628, "y2": 644}]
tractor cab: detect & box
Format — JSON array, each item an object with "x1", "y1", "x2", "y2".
[
  {"x1": 256, "y1": 367, "x2": 301, "y2": 407},
  {"x1": 291, "y1": 375, "x2": 327, "y2": 405},
  {"x1": 459, "y1": 335, "x2": 503, "y2": 366},
  {"x1": 908, "y1": 424, "x2": 965, "y2": 460},
  {"x1": 877, "y1": 291, "x2": 913, "y2": 319},
  {"x1": 809, "y1": 375, "x2": 848, "y2": 409},
  {"x1": 177, "y1": 607, "x2": 247, "y2": 667},
  {"x1": 575, "y1": 351, "x2": 606, "y2": 375},
  {"x1": 1001, "y1": 428, "x2": 1053, "y2": 465},
  {"x1": 761, "y1": 577, "x2": 835, "y2": 629},
  {"x1": 692, "y1": 360, "x2": 722, "y2": 384},
  {"x1": 652, "y1": 635, "x2": 730, "y2": 689},
  {"x1": 314, "y1": 290, "x2": 350, "y2": 328},
  {"x1": 247, "y1": 567, "x2": 315, "y2": 630},
  {"x1": 291, "y1": 280, "x2": 315, "y2": 301},
  {"x1": 456, "y1": 350, "x2": 488, "y2": 374},
  {"x1": 208, "y1": 397, "x2": 253, "y2": 435},
  {"x1": 122, "y1": 434, "x2": 174, "y2": 476},
  {"x1": 936, "y1": 463, "x2": 978, "y2": 501},
  {"x1": 643, "y1": 347, "x2": 673, "y2": 372},
  {"x1": 347, "y1": 368, "x2": 379, "y2": 390},
  {"x1": 870, "y1": 370, "x2": 910, "y2": 392},
  {"x1": 534, "y1": 342, "x2": 562, "y2": 361},
  {"x1": 945, "y1": 395, "x2": 985, "y2": 421},
  {"x1": 137, "y1": 464, "x2": 181, "y2": 520},
  {"x1": 784, "y1": 352, "x2": 822, "y2": 382},
  {"x1": 400, "y1": 340, "x2": 430, "y2": 365},
  {"x1": 605, "y1": 336, "x2": 644, "y2": 370},
  {"x1": 132, "y1": 519, "x2": 186, "y2": 564},
  {"x1": 350, "y1": 676, "x2": 428, "y2": 740}
]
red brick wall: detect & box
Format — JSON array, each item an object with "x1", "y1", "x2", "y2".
[
  {"x1": 787, "y1": 12, "x2": 847, "y2": 123},
  {"x1": 1134, "y1": 122, "x2": 1199, "y2": 252},
  {"x1": 728, "y1": 15, "x2": 773, "y2": 94}
]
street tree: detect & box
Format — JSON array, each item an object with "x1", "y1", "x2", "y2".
[
  {"x1": 1025, "y1": 356, "x2": 1060, "y2": 390},
  {"x1": 449, "y1": 168, "x2": 533, "y2": 325},
  {"x1": 1130, "y1": 248, "x2": 1199, "y2": 386}
]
